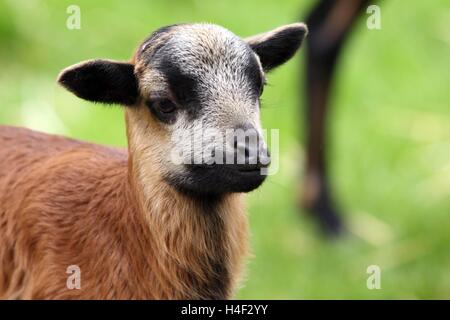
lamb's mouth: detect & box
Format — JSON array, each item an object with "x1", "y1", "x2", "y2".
[{"x1": 167, "y1": 163, "x2": 268, "y2": 196}]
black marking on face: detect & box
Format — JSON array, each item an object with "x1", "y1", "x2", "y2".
[
  {"x1": 244, "y1": 51, "x2": 265, "y2": 98},
  {"x1": 154, "y1": 47, "x2": 263, "y2": 120},
  {"x1": 137, "y1": 24, "x2": 267, "y2": 124},
  {"x1": 157, "y1": 56, "x2": 202, "y2": 119}
]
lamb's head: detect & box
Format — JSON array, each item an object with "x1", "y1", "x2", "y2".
[{"x1": 58, "y1": 23, "x2": 307, "y2": 196}]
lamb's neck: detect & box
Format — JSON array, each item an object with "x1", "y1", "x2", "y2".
[
  {"x1": 127, "y1": 156, "x2": 248, "y2": 298},
  {"x1": 125, "y1": 125, "x2": 249, "y2": 298}
]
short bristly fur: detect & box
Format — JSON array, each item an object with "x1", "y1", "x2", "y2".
[{"x1": 0, "y1": 22, "x2": 307, "y2": 299}]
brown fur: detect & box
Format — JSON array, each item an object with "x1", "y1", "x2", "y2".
[{"x1": 0, "y1": 109, "x2": 249, "y2": 299}]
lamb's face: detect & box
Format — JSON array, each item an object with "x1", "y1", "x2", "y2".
[
  {"x1": 134, "y1": 24, "x2": 269, "y2": 195},
  {"x1": 58, "y1": 22, "x2": 307, "y2": 196}
]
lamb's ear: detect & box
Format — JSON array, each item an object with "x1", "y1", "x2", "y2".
[
  {"x1": 246, "y1": 23, "x2": 308, "y2": 72},
  {"x1": 57, "y1": 59, "x2": 139, "y2": 106}
]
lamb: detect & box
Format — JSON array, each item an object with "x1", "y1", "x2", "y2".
[{"x1": 0, "y1": 22, "x2": 307, "y2": 299}]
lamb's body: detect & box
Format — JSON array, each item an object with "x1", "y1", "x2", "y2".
[
  {"x1": 0, "y1": 22, "x2": 306, "y2": 299},
  {"x1": 0, "y1": 125, "x2": 248, "y2": 299}
]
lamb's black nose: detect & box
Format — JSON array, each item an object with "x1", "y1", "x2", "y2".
[{"x1": 232, "y1": 123, "x2": 271, "y2": 170}]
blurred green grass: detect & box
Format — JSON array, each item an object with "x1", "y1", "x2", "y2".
[{"x1": 1, "y1": 0, "x2": 449, "y2": 299}]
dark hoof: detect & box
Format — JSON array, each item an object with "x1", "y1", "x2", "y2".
[
  {"x1": 301, "y1": 182, "x2": 345, "y2": 237},
  {"x1": 310, "y1": 199, "x2": 344, "y2": 237}
]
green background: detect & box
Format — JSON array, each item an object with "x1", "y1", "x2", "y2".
[{"x1": 1, "y1": 0, "x2": 449, "y2": 298}]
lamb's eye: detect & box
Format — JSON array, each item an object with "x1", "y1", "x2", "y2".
[
  {"x1": 154, "y1": 99, "x2": 176, "y2": 114},
  {"x1": 145, "y1": 98, "x2": 178, "y2": 124}
]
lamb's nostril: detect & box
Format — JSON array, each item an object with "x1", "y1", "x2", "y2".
[
  {"x1": 235, "y1": 140, "x2": 253, "y2": 160},
  {"x1": 231, "y1": 123, "x2": 270, "y2": 168}
]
